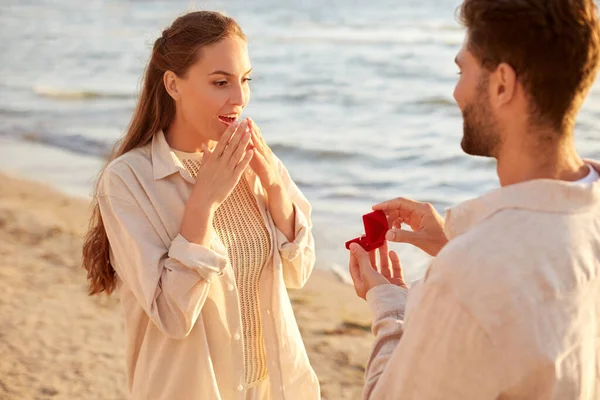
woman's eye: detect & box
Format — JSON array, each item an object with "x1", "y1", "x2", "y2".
[
  {"x1": 214, "y1": 81, "x2": 227, "y2": 87},
  {"x1": 243, "y1": 78, "x2": 253, "y2": 84}
]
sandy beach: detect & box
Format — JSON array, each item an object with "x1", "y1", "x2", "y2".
[{"x1": 0, "y1": 172, "x2": 374, "y2": 400}]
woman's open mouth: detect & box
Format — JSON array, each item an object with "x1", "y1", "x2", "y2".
[{"x1": 218, "y1": 115, "x2": 238, "y2": 126}]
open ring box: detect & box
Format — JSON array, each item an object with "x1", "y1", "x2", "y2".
[{"x1": 345, "y1": 210, "x2": 388, "y2": 251}]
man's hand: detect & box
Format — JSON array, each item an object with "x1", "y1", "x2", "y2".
[
  {"x1": 373, "y1": 197, "x2": 448, "y2": 257},
  {"x1": 349, "y1": 241, "x2": 407, "y2": 300}
]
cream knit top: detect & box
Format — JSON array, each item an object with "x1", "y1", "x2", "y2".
[{"x1": 173, "y1": 149, "x2": 271, "y2": 385}]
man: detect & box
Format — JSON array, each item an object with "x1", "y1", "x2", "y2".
[{"x1": 349, "y1": 0, "x2": 600, "y2": 399}]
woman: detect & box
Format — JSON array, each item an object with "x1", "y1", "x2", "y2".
[{"x1": 82, "y1": 11, "x2": 320, "y2": 400}]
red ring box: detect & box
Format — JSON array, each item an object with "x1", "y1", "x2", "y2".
[{"x1": 345, "y1": 210, "x2": 388, "y2": 251}]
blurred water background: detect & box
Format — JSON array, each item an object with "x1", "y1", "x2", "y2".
[{"x1": 1, "y1": 0, "x2": 599, "y2": 282}]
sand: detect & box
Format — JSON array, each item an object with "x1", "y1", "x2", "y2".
[{"x1": 0, "y1": 172, "x2": 374, "y2": 400}]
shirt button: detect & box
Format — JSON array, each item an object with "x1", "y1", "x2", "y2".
[
  {"x1": 234, "y1": 333, "x2": 240, "y2": 341},
  {"x1": 228, "y1": 284, "x2": 234, "y2": 291},
  {"x1": 237, "y1": 385, "x2": 244, "y2": 392},
  {"x1": 266, "y1": 309, "x2": 271, "y2": 315}
]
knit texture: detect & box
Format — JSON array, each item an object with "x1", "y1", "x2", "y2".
[{"x1": 174, "y1": 149, "x2": 270, "y2": 384}]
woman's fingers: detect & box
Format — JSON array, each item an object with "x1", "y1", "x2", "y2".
[
  {"x1": 213, "y1": 120, "x2": 240, "y2": 157},
  {"x1": 249, "y1": 127, "x2": 261, "y2": 153},
  {"x1": 201, "y1": 143, "x2": 212, "y2": 160},
  {"x1": 248, "y1": 119, "x2": 267, "y2": 154},
  {"x1": 233, "y1": 149, "x2": 254, "y2": 179},
  {"x1": 228, "y1": 129, "x2": 252, "y2": 169},
  {"x1": 222, "y1": 120, "x2": 249, "y2": 161},
  {"x1": 248, "y1": 118, "x2": 263, "y2": 140}
]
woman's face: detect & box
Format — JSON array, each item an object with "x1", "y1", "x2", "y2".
[{"x1": 166, "y1": 36, "x2": 252, "y2": 142}]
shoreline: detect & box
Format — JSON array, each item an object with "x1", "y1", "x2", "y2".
[
  {"x1": 0, "y1": 136, "x2": 359, "y2": 285},
  {"x1": 0, "y1": 171, "x2": 373, "y2": 400}
]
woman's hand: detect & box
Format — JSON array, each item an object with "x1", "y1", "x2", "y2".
[
  {"x1": 247, "y1": 118, "x2": 296, "y2": 242},
  {"x1": 180, "y1": 120, "x2": 254, "y2": 246},
  {"x1": 247, "y1": 118, "x2": 282, "y2": 192},
  {"x1": 372, "y1": 197, "x2": 448, "y2": 257},
  {"x1": 193, "y1": 119, "x2": 253, "y2": 206}
]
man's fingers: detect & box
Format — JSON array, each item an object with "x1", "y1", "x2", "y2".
[
  {"x1": 350, "y1": 244, "x2": 374, "y2": 272},
  {"x1": 348, "y1": 253, "x2": 363, "y2": 287},
  {"x1": 389, "y1": 251, "x2": 407, "y2": 288},
  {"x1": 350, "y1": 243, "x2": 392, "y2": 292},
  {"x1": 379, "y1": 241, "x2": 391, "y2": 278},
  {"x1": 389, "y1": 277, "x2": 408, "y2": 289},
  {"x1": 389, "y1": 250, "x2": 402, "y2": 278},
  {"x1": 385, "y1": 228, "x2": 422, "y2": 245},
  {"x1": 373, "y1": 197, "x2": 422, "y2": 212},
  {"x1": 369, "y1": 250, "x2": 377, "y2": 271},
  {"x1": 386, "y1": 210, "x2": 401, "y2": 227}
]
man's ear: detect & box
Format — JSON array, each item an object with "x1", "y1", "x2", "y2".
[
  {"x1": 491, "y1": 62, "x2": 517, "y2": 108},
  {"x1": 164, "y1": 70, "x2": 181, "y2": 101}
]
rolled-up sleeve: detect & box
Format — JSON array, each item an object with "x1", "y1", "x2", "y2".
[
  {"x1": 363, "y1": 258, "x2": 502, "y2": 400},
  {"x1": 168, "y1": 234, "x2": 228, "y2": 282},
  {"x1": 98, "y1": 178, "x2": 228, "y2": 339},
  {"x1": 274, "y1": 157, "x2": 315, "y2": 289},
  {"x1": 274, "y1": 202, "x2": 310, "y2": 261}
]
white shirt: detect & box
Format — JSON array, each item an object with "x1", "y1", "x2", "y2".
[
  {"x1": 97, "y1": 130, "x2": 320, "y2": 400},
  {"x1": 363, "y1": 161, "x2": 600, "y2": 400},
  {"x1": 575, "y1": 164, "x2": 600, "y2": 184}
]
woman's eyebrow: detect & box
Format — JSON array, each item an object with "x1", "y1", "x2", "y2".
[{"x1": 208, "y1": 68, "x2": 253, "y2": 77}]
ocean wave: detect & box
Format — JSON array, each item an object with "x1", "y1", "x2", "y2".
[
  {"x1": 421, "y1": 154, "x2": 465, "y2": 167},
  {"x1": 0, "y1": 107, "x2": 32, "y2": 116},
  {"x1": 265, "y1": 26, "x2": 464, "y2": 46},
  {"x1": 20, "y1": 131, "x2": 112, "y2": 157},
  {"x1": 270, "y1": 143, "x2": 360, "y2": 161},
  {"x1": 414, "y1": 96, "x2": 455, "y2": 107},
  {"x1": 33, "y1": 85, "x2": 134, "y2": 100},
  {"x1": 13, "y1": 131, "x2": 362, "y2": 164}
]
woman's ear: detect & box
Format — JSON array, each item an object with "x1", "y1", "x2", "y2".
[{"x1": 163, "y1": 70, "x2": 181, "y2": 101}]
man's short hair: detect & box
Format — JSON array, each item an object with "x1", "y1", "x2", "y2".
[{"x1": 459, "y1": 0, "x2": 600, "y2": 132}]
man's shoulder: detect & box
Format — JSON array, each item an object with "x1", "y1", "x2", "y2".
[
  {"x1": 442, "y1": 204, "x2": 573, "y2": 263},
  {"x1": 437, "y1": 208, "x2": 531, "y2": 265},
  {"x1": 427, "y1": 210, "x2": 549, "y2": 325}
]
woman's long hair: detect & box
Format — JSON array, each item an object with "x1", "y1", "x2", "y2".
[{"x1": 81, "y1": 11, "x2": 246, "y2": 295}]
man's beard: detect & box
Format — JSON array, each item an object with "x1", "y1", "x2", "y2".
[{"x1": 460, "y1": 75, "x2": 501, "y2": 157}]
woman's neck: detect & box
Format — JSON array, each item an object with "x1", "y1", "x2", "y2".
[{"x1": 164, "y1": 117, "x2": 216, "y2": 152}]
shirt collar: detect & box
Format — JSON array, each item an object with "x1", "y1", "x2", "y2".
[
  {"x1": 444, "y1": 159, "x2": 600, "y2": 240},
  {"x1": 151, "y1": 130, "x2": 196, "y2": 183},
  {"x1": 151, "y1": 130, "x2": 257, "y2": 186}
]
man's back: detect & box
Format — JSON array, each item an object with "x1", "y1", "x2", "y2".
[
  {"x1": 414, "y1": 177, "x2": 600, "y2": 399},
  {"x1": 364, "y1": 176, "x2": 600, "y2": 399}
]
